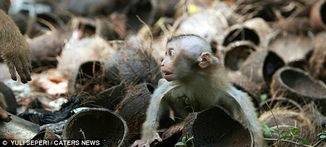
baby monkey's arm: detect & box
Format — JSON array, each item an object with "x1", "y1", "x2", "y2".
[{"x1": 132, "y1": 79, "x2": 177, "y2": 147}]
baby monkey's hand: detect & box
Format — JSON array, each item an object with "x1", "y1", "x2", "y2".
[{"x1": 131, "y1": 132, "x2": 162, "y2": 147}]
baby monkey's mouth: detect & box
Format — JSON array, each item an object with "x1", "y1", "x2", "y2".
[
  {"x1": 162, "y1": 70, "x2": 175, "y2": 81},
  {"x1": 162, "y1": 70, "x2": 173, "y2": 76},
  {"x1": 164, "y1": 72, "x2": 172, "y2": 75}
]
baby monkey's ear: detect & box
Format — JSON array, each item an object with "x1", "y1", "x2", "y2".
[{"x1": 198, "y1": 52, "x2": 219, "y2": 69}]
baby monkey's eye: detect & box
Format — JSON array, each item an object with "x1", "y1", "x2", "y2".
[{"x1": 167, "y1": 49, "x2": 175, "y2": 56}]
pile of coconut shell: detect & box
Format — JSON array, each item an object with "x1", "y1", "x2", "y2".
[{"x1": 1, "y1": 0, "x2": 326, "y2": 146}]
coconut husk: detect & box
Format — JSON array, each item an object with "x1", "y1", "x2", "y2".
[
  {"x1": 221, "y1": 17, "x2": 273, "y2": 48},
  {"x1": 259, "y1": 108, "x2": 316, "y2": 147},
  {"x1": 310, "y1": 0, "x2": 326, "y2": 32},
  {"x1": 57, "y1": 37, "x2": 117, "y2": 78},
  {"x1": 222, "y1": 24, "x2": 261, "y2": 47},
  {"x1": 31, "y1": 128, "x2": 60, "y2": 140},
  {"x1": 240, "y1": 50, "x2": 285, "y2": 84},
  {"x1": 68, "y1": 61, "x2": 105, "y2": 95},
  {"x1": 147, "y1": 0, "x2": 179, "y2": 25},
  {"x1": 155, "y1": 121, "x2": 184, "y2": 146},
  {"x1": 35, "y1": 12, "x2": 67, "y2": 30},
  {"x1": 229, "y1": 50, "x2": 284, "y2": 104},
  {"x1": 10, "y1": 13, "x2": 29, "y2": 35},
  {"x1": 271, "y1": 17, "x2": 312, "y2": 35},
  {"x1": 24, "y1": 12, "x2": 69, "y2": 38},
  {"x1": 28, "y1": 30, "x2": 71, "y2": 70},
  {"x1": 268, "y1": 33, "x2": 313, "y2": 64},
  {"x1": 70, "y1": 17, "x2": 96, "y2": 37},
  {"x1": 0, "y1": 114, "x2": 40, "y2": 140},
  {"x1": 0, "y1": 82, "x2": 17, "y2": 114},
  {"x1": 243, "y1": 18, "x2": 273, "y2": 47},
  {"x1": 228, "y1": 71, "x2": 261, "y2": 106},
  {"x1": 104, "y1": 48, "x2": 161, "y2": 86},
  {"x1": 258, "y1": 97, "x2": 303, "y2": 114},
  {"x1": 116, "y1": 83, "x2": 153, "y2": 139},
  {"x1": 181, "y1": 106, "x2": 252, "y2": 147},
  {"x1": 224, "y1": 40, "x2": 257, "y2": 71},
  {"x1": 173, "y1": 10, "x2": 228, "y2": 43},
  {"x1": 309, "y1": 32, "x2": 326, "y2": 83},
  {"x1": 83, "y1": 83, "x2": 127, "y2": 110},
  {"x1": 95, "y1": 18, "x2": 121, "y2": 40},
  {"x1": 235, "y1": 0, "x2": 305, "y2": 22},
  {"x1": 64, "y1": 0, "x2": 115, "y2": 16},
  {"x1": 270, "y1": 67, "x2": 326, "y2": 104},
  {"x1": 71, "y1": 17, "x2": 121, "y2": 40},
  {"x1": 302, "y1": 102, "x2": 326, "y2": 129},
  {"x1": 63, "y1": 108, "x2": 128, "y2": 147}
]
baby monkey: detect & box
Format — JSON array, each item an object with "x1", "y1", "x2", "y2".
[
  {"x1": 0, "y1": 0, "x2": 32, "y2": 84},
  {"x1": 132, "y1": 34, "x2": 263, "y2": 147}
]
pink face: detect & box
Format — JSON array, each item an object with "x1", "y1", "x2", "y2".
[
  {"x1": 161, "y1": 36, "x2": 215, "y2": 82},
  {"x1": 161, "y1": 41, "x2": 180, "y2": 81}
]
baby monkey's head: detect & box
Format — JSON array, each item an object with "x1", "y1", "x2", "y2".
[{"x1": 161, "y1": 34, "x2": 219, "y2": 82}]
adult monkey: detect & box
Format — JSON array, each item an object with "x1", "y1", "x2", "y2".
[
  {"x1": 0, "y1": 0, "x2": 32, "y2": 83},
  {"x1": 0, "y1": 0, "x2": 32, "y2": 121},
  {"x1": 132, "y1": 34, "x2": 263, "y2": 147}
]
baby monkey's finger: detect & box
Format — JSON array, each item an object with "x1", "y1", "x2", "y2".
[{"x1": 154, "y1": 133, "x2": 162, "y2": 142}]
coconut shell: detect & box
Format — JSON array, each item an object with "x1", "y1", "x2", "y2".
[
  {"x1": 35, "y1": 12, "x2": 68, "y2": 30},
  {"x1": 116, "y1": 83, "x2": 153, "y2": 139},
  {"x1": 228, "y1": 71, "x2": 261, "y2": 106},
  {"x1": 0, "y1": 114, "x2": 40, "y2": 140},
  {"x1": 147, "y1": 0, "x2": 179, "y2": 25},
  {"x1": 258, "y1": 97, "x2": 303, "y2": 114},
  {"x1": 63, "y1": 108, "x2": 128, "y2": 147},
  {"x1": 222, "y1": 24, "x2": 261, "y2": 47},
  {"x1": 104, "y1": 48, "x2": 161, "y2": 86},
  {"x1": 174, "y1": 10, "x2": 228, "y2": 43},
  {"x1": 229, "y1": 50, "x2": 284, "y2": 104},
  {"x1": 65, "y1": 0, "x2": 115, "y2": 17},
  {"x1": 181, "y1": 106, "x2": 252, "y2": 147},
  {"x1": 224, "y1": 41, "x2": 257, "y2": 71},
  {"x1": 68, "y1": 61, "x2": 104, "y2": 95},
  {"x1": 268, "y1": 33, "x2": 313, "y2": 64},
  {"x1": 10, "y1": 13, "x2": 29, "y2": 34},
  {"x1": 270, "y1": 67, "x2": 326, "y2": 104},
  {"x1": 95, "y1": 18, "x2": 120, "y2": 41},
  {"x1": 57, "y1": 37, "x2": 117, "y2": 78},
  {"x1": 240, "y1": 50, "x2": 285, "y2": 85},
  {"x1": 31, "y1": 128, "x2": 60, "y2": 140},
  {"x1": 87, "y1": 83, "x2": 126, "y2": 110},
  {"x1": 0, "y1": 82, "x2": 17, "y2": 114},
  {"x1": 29, "y1": 30, "x2": 71, "y2": 70},
  {"x1": 156, "y1": 122, "x2": 184, "y2": 147},
  {"x1": 243, "y1": 18, "x2": 272, "y2": 47},
  {"x1": 309, "y1": 32, "x2": 326, "y2": 83},
  {"x1": 271, "y1": 17, "x2": 312, "y2": 35},
  {"x1": 259, "y1": 109, "x2": 316, "y2": 147},
  {"x1": 310, "y1": 0, "x2": 326, "y2": 32}
]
